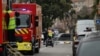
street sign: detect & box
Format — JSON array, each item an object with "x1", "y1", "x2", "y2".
[{"x1": 96, "y1": 19, "x2": 100, "y2": 24}]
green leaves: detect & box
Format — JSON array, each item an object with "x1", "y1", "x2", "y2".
[{"x1": 36, "y1": 0, "x2": 72, "y2": 28}]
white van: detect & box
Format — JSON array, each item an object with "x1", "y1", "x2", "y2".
[{"x1": 76, "y1": 20, "x2": 96, "y2": 35}]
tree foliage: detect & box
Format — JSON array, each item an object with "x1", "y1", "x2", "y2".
[
  {"x1": 77, "y1": 0, "x2": 99, "y2": 19},
  {"x1": 35, "y1": 0, "x2": 72, "y2": 28}
]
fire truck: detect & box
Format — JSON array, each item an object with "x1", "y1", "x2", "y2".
[
  {"x1": 12, "y1": 3, "x2": 42, "y2": 54},
  {"x1": 0, "y1": 0, "x2": 42, "y2": 55},
  {"x1": 0, "y1": 0, "x2": 9, "y2": 56},
  {"x1": 0, "y1": 0, "x2": 7, "y2": 55},
  {"x1": 0, "y1": 0, "x2": 3, "y2": 54}
]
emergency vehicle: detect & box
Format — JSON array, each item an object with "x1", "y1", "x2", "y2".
[
  {"x1": 0, "y1": 0, "x2": 7, "y2": 55},
  {"x1": 1, "y1": 0, "x2": 42, "y2": 55},
  {"x1": 12, "y1": 3, "x2": 42, "y2": 54},
  {"x1": 0, "y1": 0, "x2": 3, "y2": 53}
]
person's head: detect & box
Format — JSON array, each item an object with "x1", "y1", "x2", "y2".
[
  {"x1": 86, "y1": 27, "x2": 89, "y2": 30},
  {"x1": 15, "y1": 11, "x2": 20, "y2": 17},
  {"x1": 6, "y1": 6, "x2": 9, "y2": 11},
  {"x1": 48, "y1": 27, "x2": 52, "y2": 30}
]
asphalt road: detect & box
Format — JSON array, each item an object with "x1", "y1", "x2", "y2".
[{"x1": 34, "y1": 42, "x2": 72, "y2": 56}]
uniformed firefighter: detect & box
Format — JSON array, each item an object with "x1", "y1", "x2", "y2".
[
  {"x1": 3, "y1": 8, "x2": 16, "y2": 42},
  {"x1": 46, "y1": 28, "x2": 54, "y2": 47}
]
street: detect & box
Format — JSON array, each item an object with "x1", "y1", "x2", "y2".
[{"x1": 35, "y1": 42, "x2": 72, "y2": 56}]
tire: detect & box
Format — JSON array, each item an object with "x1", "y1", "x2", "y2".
[
  {"x1": 29, "y1": 47, "x2": 35, "y2": 55},
  {"x1": 45, "y1": 40, "x2": 48, "y2": 47},
  {"x1": 46, "y1": 43, "x2": 48, "y2": 47},
  {"x1": 52, "y1": 43, "x2": 54, "y2": 47},
  {"x1": 35, "y1": 48, "x2": 39, "y2": 53},
  {"x1": 3, "y1": 46, "x2": 8, "y2": 56},
  {"x1": 52, "y1": 44, "x2": 54, "y2": 47},
  {"x1": 29, "y1": 38, "x2": 35, "y2": 55}
]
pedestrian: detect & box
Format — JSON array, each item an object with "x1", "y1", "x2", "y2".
[
  {"x1": 43, "y1": 28, "x2": 48, "y2": 45},
  {"x1": 46, "y1": 28, "x2": 54, "y2": 47},
  {"x1": 47, "y1": 28, "x2": 54, "y2": 42},
  {"x1": 48, "y1": 28, "x2": 54, "y2": 39},
  {"x1": 4, "y1": 6, "x2": 16, "y2": 42}
]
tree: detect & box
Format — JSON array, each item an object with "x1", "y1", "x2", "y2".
[
  {"x1": 37, "y1": 0, "x2": 72, "y2": 29},
  {"x1": 77, "y1": 0, "x2": 99, "y2": 19}
]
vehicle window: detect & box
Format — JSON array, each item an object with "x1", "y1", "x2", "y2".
[
  {"x1": 17, "y1": 14, "x2": 30, "y2": 28},
  {"x1": 58, "y1": 34, "x2": 71, "y2": 41},
  {"x1": 78, "y1": 41, "x2": 100, "y2": 56},
  {"x1": 61, "y1": 34, "x2": 67, "y2": 37}
]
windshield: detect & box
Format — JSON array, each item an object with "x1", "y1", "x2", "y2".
[
  {"x1": 16, "y1": 14, "x2": 30, "y2": 28},
  {"x1": 58, "y1": 34, "x2": 71, "y2": 41},
  {"x1": 78, "y1": 40, "x2": 100, "y2": 56}
]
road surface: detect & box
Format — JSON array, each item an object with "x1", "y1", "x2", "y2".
[{"x1": 35, "y1": 42, "x2": 72, "y2": 56}]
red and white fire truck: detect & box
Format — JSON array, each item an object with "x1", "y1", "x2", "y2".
[
  {"x1": 0, "y1": 0, "x2": 42, "y2": 55},
  {"x1": 12, "y1": 3, "x2": 42, "y2": 54}
]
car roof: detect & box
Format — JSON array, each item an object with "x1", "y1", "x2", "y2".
[
  {"x1": 57, "y1": 33, "x2": 70, "y2": 37},
  {"x1": 81, "y1": 31, "x2": 100, "y2": 42}
]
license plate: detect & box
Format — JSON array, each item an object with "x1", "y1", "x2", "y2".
[{"x1": 17, "y1": 42, "x2": 32, "y2": 51}]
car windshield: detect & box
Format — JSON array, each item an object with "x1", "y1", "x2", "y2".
[
  {"x1": 78, "y1": 40, "x2": 100, "y2": 56},
  {"x1": 17, "y1": 14, "x2": 30, "y2": 28},
  {"x1": 58, "y1": 34, "x2": 71, "y2": 41},
  {"x1": 77, "y1": 34, "x2": 85, "y2": 40}
]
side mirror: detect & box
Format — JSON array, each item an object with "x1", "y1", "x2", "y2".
[
  {"x1": 15, "y1": 12, "x2": 20, "y2": 26},
  {"x1": 35, "y1": 16, "x2": 39, "y2": 27},
  {"x1": 16, "y1": 18, "x2": 20, "y2": 26}
]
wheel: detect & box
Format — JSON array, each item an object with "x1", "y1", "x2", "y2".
[
  {"x1": 0, "y1": 51, "x2": 3, "y2": 56},
  {"x1": 52, "y1": 43, "x2": 54, "y2": 47},
  {"x1": 45, "y1": 40, "x2": 48, "y2": 47},
  {"x1": 29, "y1": 41, "x2": 35, "y2": 55},
  {"x1": 3, "y1": 45, "x2": 8, "y2": 56},
  {"x1": 29, "y1": 46, "x2": 35, "y2": 55},
  {"x1": 46, "y1": 43, "x2": 48, "y2": 47},
  {"x1": 52, "y1": 44, "x2": 54, "y2": 47},
  {"x1": 35, "y1": 48, "x2": 39, "y2": 53}
]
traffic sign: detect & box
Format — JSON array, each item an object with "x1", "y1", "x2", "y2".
[{"x1": 96, "y1": 19, "x2": 100, "y2": 24}]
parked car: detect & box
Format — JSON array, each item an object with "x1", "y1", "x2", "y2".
[
  {"x1": 73, "y1": 19, "x2": 97, "y2": 56},
  {"x1": 72, "y1": 31, "x2": 92, "y2": 56},
  {"x1": 76, "y1": 31, "x2": 100, "y2": 56},
  {"x1": 84, "y1": 31, "x2": 98, "y2": 38},
  {"x1": 56, "y1": 33, "x2": 71, "y2": 44}
]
